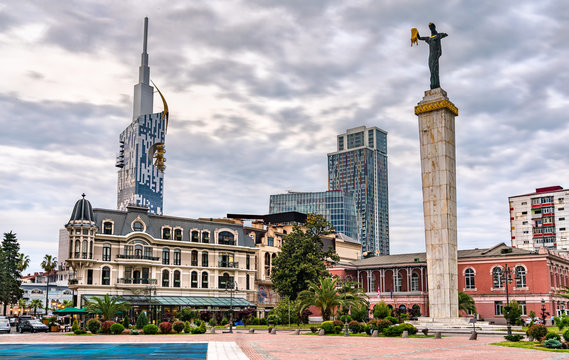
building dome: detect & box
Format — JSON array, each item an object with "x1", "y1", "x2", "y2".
[{"x1": 68, "y1": 194, "x2": 95, "y2": 225}]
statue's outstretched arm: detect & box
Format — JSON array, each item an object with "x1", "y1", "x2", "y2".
[{"x1": 439, "y1": 33, "x2": 448, "y2": 39}]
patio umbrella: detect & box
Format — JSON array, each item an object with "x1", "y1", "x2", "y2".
[{"x1": 53, "y1": 307, "x2": 89, "y2": 315}]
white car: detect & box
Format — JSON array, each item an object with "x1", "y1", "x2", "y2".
[{"x1": 0, "y1": 319, "x2": 11, "y2": 334}]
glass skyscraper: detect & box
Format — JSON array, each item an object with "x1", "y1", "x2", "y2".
[
  {"x1": 269, "y1": 191, "x2": 359, "y2": 241},
  {"x1": 328, "y1": 126, "x2": 389, "y2": 255}
]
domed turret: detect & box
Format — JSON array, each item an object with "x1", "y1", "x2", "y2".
[
  {"x1": 66, "y1": 194, "x2": 97, "y2": 260},
  {"x1": 69, "y1": 193, "x2": 95, "y2": 225}
]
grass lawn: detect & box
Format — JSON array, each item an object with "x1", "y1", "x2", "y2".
[
  {"x1": 492, "y1": 341, "x2": 568, "y2": 352},
  {"x1": 302, "y1": 333, "x2": 433, "y2": 338}
]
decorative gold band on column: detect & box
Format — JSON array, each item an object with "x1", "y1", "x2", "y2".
[{"x1": 414, "y1": 99, "x2": 459, "y2": 116}]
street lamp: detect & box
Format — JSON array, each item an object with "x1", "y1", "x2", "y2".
[
  {"x1": 541, "y1": 299, "x2": 549, "y2": 324},
  {"x1": 339, "y1": 276, "x2": 353, "y2": 337},
  {"x1": 496, "y1": 264, "x2": 515, "y2": 336},
  {"x1": 225, "y1": 277, "x2": 237, "y2": 334}
]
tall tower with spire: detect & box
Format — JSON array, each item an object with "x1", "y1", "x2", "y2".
[{"x1": 116, "y1": 17, "x2": 169, "y2": 215}]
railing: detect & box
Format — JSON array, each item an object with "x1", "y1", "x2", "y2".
[
  {"x1": 116, "y1": 254, "x2": 160, "y2": 261},
  {"x1": 219, "y1": 261, "x2": 239, "y2": 268},
  {"x1": 219, "y1": 240, "x2": 235, "y2": 246},
  {"x1": 68, "y1": 279, "x2": 78, "y2": 285},
  {"x1": 118, "y1": 278, "x2": 157, "y2": 285}
]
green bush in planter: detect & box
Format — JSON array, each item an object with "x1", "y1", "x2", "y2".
[
  {"x1": 545, "y1": 332, "x2": 561, "y2": 341},
  {"x1": 382, "y1": 326, "x2": 404, "y2": 337},
  {"x1": 173, "y1": 321, "x2": 185, "y2": 334},
  {"x1": 397, "y1": 323, "x2": 418, "y2": 335},
  {"x1": 143, "y1": 324, "x2": 159, "y2": 335},
  {"x1": 386, "y1": 316, "x2": 398, "y2": 325},
  {"x1": 184, "y1": 321, "x2": 192, "y2": 334},
  {"x1": 74, "y1": 329, "x2": 87, "y2": 335},
  {"x1": 110, "y1": 323, "x2": 125, "y2": 335},
  {"x1": 191, "y1": 322, "x2": 206, "y2": 334},
  {"x1": 87, "y1": 319, "x2": 101, "y2": 334},
  {"x1": 320, "y1": 321, "x2": 335, "y2": 334},
  {"x1": 136, "y1": 312, "x2": 149, "y2": 330},
  {"x1": 563, "y1": 329, "x2": 569, "y2": 342},
  {"x1": 504, "y1": 334, "x2": 524, "y2": 342},
  {"x1": 71, "y1": 319, "x2": 79, "y2": 332},
  {"x1": 545, "y1": 339, "x2": 563, "y2": 349},
  {"x1": 527, "y1": 324, "x2": 547, "y2": 340},
  {"x1": 348, "y1": 321, "x2": 363, "y2": 334}
]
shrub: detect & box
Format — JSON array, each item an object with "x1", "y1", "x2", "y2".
[
  {"x1": 87, "y1": 319, "x2": 101, "y2": 334},
  {"x1": 348, "y1": 321, "x2": 363, "y2": 334},
  {"x1": 143, "y1": 324, "x2": 159, "y2": 334},
  {"x1": 259, "y1": 318, "x2": 268, "y2": 326},
  {"x1": 373, "y1": 301, "x2": 392, "y2": 319},
  {"x1": 130, "y1": 329, "x2": 140, "y2": 335},
  {"x1": 101, "y1": 321, "x2": 115, "y2": 334},
  {"x1": 364, "y1": 324, "x2": 371, "y2": 335},
  {"x1": 136, "y1": 312, "x2": 149, "y2": 330},
  {"x1": 397, "y1": 323, "x2": 418, "y2": 335},
  {"x1": 209, "y1": 318, "x2": 218, "y2": 327},
  {"x1": 504, "y1": 334, "x2": 524, "y2": 342},
  {"x1": 310, "y1": 326, "x2": 318, "y2": 333},
  {"x1": 191, "y1": 322, "x2": 206, "y2": 334},
  {"x1": 267, "y1": 314, "x2": 279, "y2": 325},
  {"x1": 184, "y1": 321, "x2": 192, "y2": 334},
  {"x1": 122, "y1": 315, "x2": 129, "y2": 329},
  {"x1": 545, "y1": 332, "x2": 561, "y2": 341},
  {"x1": 545, "y1": 339, "x2": 563, "y2": 349},
  {"x1": 178, "y1": 308, "x2": 199, "y2": 322},
  {"x1": 159, "y1": 322, "x2": 172, "y2": 334},
  {"x1": 368, "y1": 319, "x2": 392, "y2": 332},
  {"x1": 173, "y1": 321, "x2": 185, "y2": 334},
  {"x1": 333, "y1": 319, "x2": 344, "y2": 334},
  {"x1": 220, "y1": 318, "x2": 228, "y2": 326},
  {"x1": 194, "y1": 319, "x2": 203, "y2": 327},
  {"x1": 563, "y1": 329, "x2": 569, "y2": 342},
  {"x1": 386, "y1": 316, "x2": 398, "y2": 325},
  {"x1": 71, "y1": 319, "x2": 79, "y2": 332},
  {"x1": 246, "y1": 317, "x2": 260, "y2": 326},
  {"x1": 351, "y1": 303, "x2": 370, "y2": 322},
  {"x1": 339, "y1": 314, "x2": 352, "y2": 323},
  {"x1": 527, "y1": 324, "x2": 548, "y2": 341},
  {"x1": 74, "y1": 329, "x2": 87, "y2": 335},
  {"x1": 320, "y1": 321, "x2": 335, "y2": 334},
  {"x1": 383, "y1": 326, "x2": 404, "y2": 337},
  {"x1": 110, "y1": 323, "x2": 124, "y2": 335}
]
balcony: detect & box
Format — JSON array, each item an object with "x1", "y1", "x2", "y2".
[
  {"x1": 118, "y1": 278, "x2": 157, "y2": 285},
  {"x1": 68, "y1": 279, "x2": 79, "y2": 285},
  {"x1": 116, "y1": 254, "x2": 160, "y2": 261},
  {"x1": 218, "y1": 261, "x2": 239, "y2": 269}
]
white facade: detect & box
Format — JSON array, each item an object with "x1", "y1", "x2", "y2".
[{"x1": 510, "y1": 186, "x2": 569, "y2": 251}]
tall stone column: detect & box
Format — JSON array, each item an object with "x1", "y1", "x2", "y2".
[{"x1": 415, "y1": 88, "x2": 459, "y2": 320}]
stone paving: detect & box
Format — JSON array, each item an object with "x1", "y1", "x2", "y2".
[{"x1": 2, "y1": 331, "x2": 569, "y2": 360}]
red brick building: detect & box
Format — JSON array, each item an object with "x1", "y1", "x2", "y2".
[{"x1": 330, "y1": 243, "x2": 569, "y2": 324}]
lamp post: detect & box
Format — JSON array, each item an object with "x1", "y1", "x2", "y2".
[
  {"x1": 541, "y1": 299, "x2": 549, "y2": 324},
  {"x1": 225, "y1": 277, "x2": 237, "y2": 334},
  {"x1": 339, "y1": 276, "x2": 352, "y2": 337},
  {"x1": 497, "y1": 264, "x2": 514, "y2": 336}
]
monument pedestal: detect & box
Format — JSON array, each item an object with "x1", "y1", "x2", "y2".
[{"x1": 415, "y1": 88, "x2": 459, "y2": 321}]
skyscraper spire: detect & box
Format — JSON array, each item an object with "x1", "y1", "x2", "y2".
[{"x1": 132, "y1": 17, "x2": 154, "y2": 120}]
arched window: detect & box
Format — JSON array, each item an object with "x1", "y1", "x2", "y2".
[
  {"x1": 173, "y1": 270, "x2": 181, "y2": 288},
  {"x1": 89, "y1": 241, "x2": 93, "y2": 259},
  {"x1": 411, "y1": 273, "x2": 419, "y2": 291},
  {"x1": 103, "y1": 221, "x2": 113, "y2": 235},
  {"x1": 246, "y1": 274, "x2": 250, "y2": 290},
  {"x1": 516, "y1": 266, "x2": 527, "y2": 288},
  {"x1": 492, "y1": 267, "x2": 503, "y2": 288},
  {"x1": 202, "y1": 231, "x2": 209, "y2": 243},
  {"x1": 69, "y1": 240, "x2": 73, "y2": 258},
  {"x1": 174, "y1": 228, "x2": 182, "y2": 241},
  {"x1": 202, "y1": 251, "x2": 209, "y2": 267},
  {"x1": 218, "y1": 231, "x2": 235, "y2": 245},
  {"x1": 75, "y1": 240, "x2": 80, "y2": 257},
  {"x1": 162, "y1": 227, "x2": 171, "y2": 240},
  {"x1": 393, "y1": 272, "x2": 402, "y2": 292},
  {"x1": 265, "y1": 253, "x2": 271, "y2": 276},
  {"x1": 162, "y1": 270, "x2": 169, "y2": 287},
  {"x1": 465, "y1": 268, "x2": 475, "y2": 289},
  {"x1": 246, "y1": 255, "x2": 250, "y2": 270},
  {"x1": 191, "y1": 271, "x2": 198, "y2": 288},
  {"x1": 135, "y1": 245, "x2": 143, "y2": 258},
  {"x1": 191, "y1": 230, "x2": 199, "y2": 242},
  {"x1": 162, "y1": 248, "x2": 170, "y2": 265},
  {"x1": 82, "y1": 240, "x2": 88, "y2": 259},
  {"x1": 218, "y1": 272, "x2": 233, "y2": 289},
  {"x1": 132, "y1": 221, "x2": 144, "y2": 232},
  {"x1": 103, "y1": 245, "x2": 111, "y2": 262},
  {"x1": 101, "y1": 266, "x2": 110, "y2": 285},
  {"x1": 202, "y1": 272, "x2": 208, "y2": 288},
  {"x1": 174, "y1": 249, "x2": 181, "y2": 265},
  {"x1": 398, "y1": 304, "x2": 407, "y2": 313},
  {"x1": 191, "y1": 250, "x2": 198, "y2": 266}
]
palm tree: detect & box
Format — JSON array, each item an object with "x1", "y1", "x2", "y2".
[
  {"x1": 18, "y1": 298, "x2": 27, "y2": 316},
  {"x1": 337, "y1": 279, "x2": 369, "y2": 314},
  {"x1": 298, "y1": 277, "x2": 342, "y2": 321},
  {"x1": 85, "y1": 294, "x2": 131, "y2": 321},
  {"x1": 62, "y1": 300, "x2": 74, "y2": 308},
  {"x1": 41, "y1": 254, "x2": 57, "y2": 315},
  {"x1": 30, "y1": 299, "x2": 43, "y2": 317},
  {"x1": 458, "y1": 291, "x2": 476, "y2": 315},
  {"x1": 17, "y1": 253, "x2": 30, "y2": 274}
]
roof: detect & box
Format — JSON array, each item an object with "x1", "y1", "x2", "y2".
[
  {"x1": 68, "y1": 194, "x2": 95, "y2": 226},
  {"x1": 82, "y1": 295, "x2": 255, "y2": 307},
  {"x1": 509, "y1": 186, "x2": 566, "y2": 199},
  {"x1": 227, "y1": 212, "x2": 307, "y2": 225}
]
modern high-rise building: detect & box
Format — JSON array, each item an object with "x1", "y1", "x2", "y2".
[
  {"x1": 328, "y1": 126, "x2": 389, "y2": 256},
  {"x1": 509, "y1": 186, "x2": 569, "y2": 251},
  {"x1": 116, "y1": 17, "x2": 169, "y2": 215},
  {"x1": 268, "y1": 190, "x2": 359, "y2": 240}
]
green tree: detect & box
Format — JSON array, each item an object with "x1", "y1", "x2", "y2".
[
  {"x1": 0, "y1": 231, "x2": 24, "y2": 314},
  {"x1": 373, "y1": 301, "x2": 392, "y2": 319},
  {"x1": 85, "y1": 294, "x2": 131, "y2": 321},
  {"x1": 135, "y1": 312, "x2": 149, "y2": 329},
  {"x1": 298, "y1": 277, "x2": 342, "y2": 321},
  {"x1": 270, "y1": 297, "x2": 301, "y2": 326},
  {"x1": 554, "y1": 314, "x2": 569, "y2": 331},
  {"x1": 62, "y1": 300, "x2": 74, "y2": 308},
  {"x1": 40, "y1": 254, "x2": 57, "y2": 315},
  {"x1": 350, "y1": 303, "x2": 370, "y2": 322},
  {"x1": 271, "y1": 214, "x2": 339, "y2": 299},
  {"x1": 458, "y1": 291, "x2": 476, "y2": 315},
  {"x1": 29, "y1": 299, "x2": 43, "y2": 317},
  {"x1": 337, "y1": 279, "x2": 368, "y2": 314},
  {"x1": 18, "y1": 298, "x2": 27, "y2": 316},
  {"x1": 504, "y1": 300, "x2": 523, "y2": 326},
  {"x1": 17, "y1": 253, "x2": 30, "y2": 273}
]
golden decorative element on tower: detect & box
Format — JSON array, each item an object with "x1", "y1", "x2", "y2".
[
  {"x1": 151, "y1": 80, "x2": 169, "y2": 132},
  {"x1": 411, "y1": 28, "x2": 418, "y2": 46},
  {"x1": 414, "y1": 99, "x2": 459, "y2": 116},
  {"x1": 149, "y1": 142, "x2": 166, "y2": 172}
]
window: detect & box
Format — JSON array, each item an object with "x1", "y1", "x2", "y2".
[
  {"x1": 465, "y1": 268, "x2": 475, "y2": 289},
  {"x1": 144, "y1": 247, "x2": 153, "y2": 258},
  {"x1": 162, "y1": 227, "x2": 171, "y2": 240},
  {"x1": 393, "y1": 272, "x2": 402, "y2": 292},
  {"x1": 102, "y1": 266, "x2": 110, "y2": 285},
  {"x1": 495, "y1": 301, "x2": 503, "y2": 315},
  {"x1": 162, "y1": 248, "x2": 170, "y2": 265},
  {"x1": 174, "y1": 249, "x2": 181, "y2": 265},
  {"x1": 75, "y1": 240, "x2": 80, "y2": 258},
  {"x1": 218, "y1": 231, "x2": 235, "y2": 245},
  {"x1": 162, "y1": 270, "x2": 169, "y2": 287},
  {"x1": 87, "y1": 269, "x2": 93, "y2": 285},
  {"x1": 133, "y1": 221, "x2": 144, "y2": 232},
  {"x1": 267, "y1": 237, "x2": 274, "y2": 247},
  {"x1": 522, "y1": 221, "x2": 528, "y2": 225},
  {"x1": 560, "y1": 208, "x2": 565, "y2": 211},
  {"x1": 174, "y1": 229, "x2": 182, "y2": 241},
  {"x1": 103, "y1": 245, "x2": 111, "y2": 262},
  {"x1": 191, "y1": 271, "x2": 198, "y2": 288},
  {"x1": 411, "y1": 273, "x2": 419, "y2": 291},
  {"x1": 134, "y1": 245, "x2": 143, "y2": 257},
  {"x1": 202, "y1": 252, "x2": 208, "y2": 267},
  {"x1": 515, "y1": 266, "x2": 526, "y2": 288},
  {"x1": 202, "y1": 272, "x2": 208, "y2": 288},
  {"x1": 246, "y1": 274, "x2": 250, "y2": 290},
  {"x1": 519, "y1": 301, "x2": 527, "y2": 315},
  {"x1": 191, "y1": 230, "x2": 199, "y2": 242},
  {"x1": 532, "y1": 198, "x2": 541, "y2": 205},
  {"x1": 103, "y1": 221, "x2": 113, "y2": 235},
  {"x1": 218, "y1": 273, "x2": 233, "y2": 289},
  {"x1": 560, "y1": 218, "x2": 566, "y2": 221},
  {"x1": 219, "y1": 253, "x2": 235, "y2": 268},
  {"x1": 191, "y1": 250, "x2": 198, "y2": 266},
  {"x1": 521, "y1": 202, "x2": 527, "y2": 205},
  {"x1": 202, "y1": 231, "x2": 209, "y2": 243},
  {"x1": 492, "y1": 267, "x2": 503, "y2": 288},
  {"x1": 521, "y1": 211, "x2": 527, "y2": 215},
  {"x1": 173, "y1": 270, "x2": 181, "y2": 288},
  {"x1": 246, "y1": 255, "x2": 250, "y2": 270},
  {"x1": 82, "y1": 240, "x2": 88, "y2": 259},
  {"x1": 561, "y1": 228, "x2": 567, "y2": 231}
]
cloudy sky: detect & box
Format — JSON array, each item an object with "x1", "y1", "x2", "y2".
[{"x1": 2, "y1": 1, "x2": 568, "y2": 273}]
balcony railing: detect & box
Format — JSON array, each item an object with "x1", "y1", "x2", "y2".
[
  {"x1": 219, "y1": 261, "x2": 239, "y2": 268},
  {"x1": 118, "y1": 278, "x2": 157, "y2": 285},
  {"x1": 68, "y1": 279, "x2": 79, "y2": 285},
  {"x1": 116, "y1": 254, "x2": 160, "y2": 261}
]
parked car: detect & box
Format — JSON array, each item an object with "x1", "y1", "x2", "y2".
[
  {"x1": 0, "y1": 319, "x2": 10, "y2": 334},
  {"x1": 15, "y1": 316, "x2": 34, "y2": 332},
  {"x1": 18, "y1": 320, "x2": 48, "y2": 333}
]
